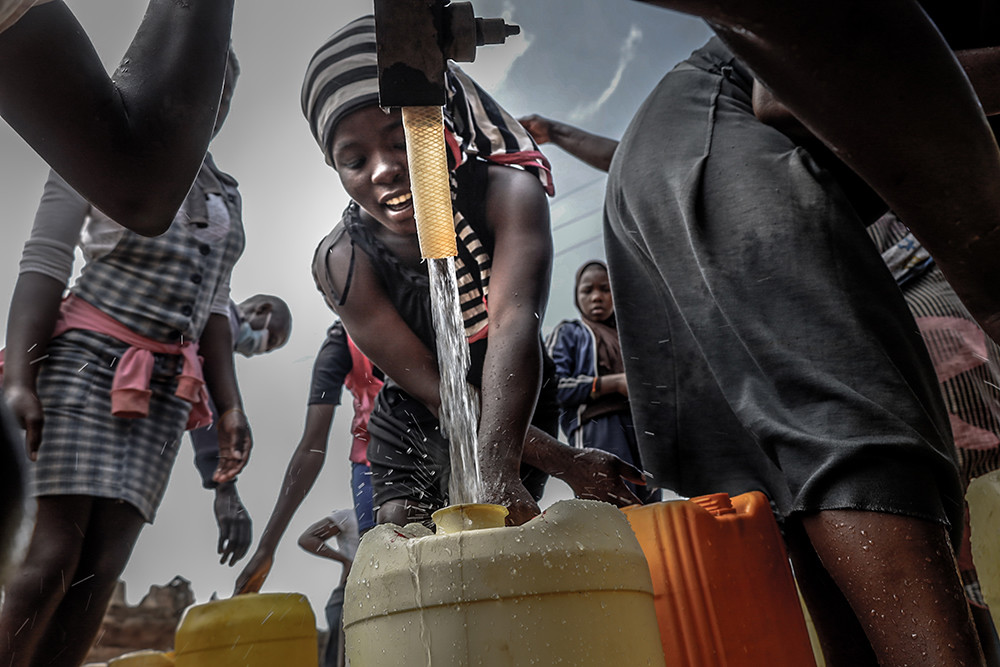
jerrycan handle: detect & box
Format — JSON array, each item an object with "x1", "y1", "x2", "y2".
[{"x1": 690, "y1": 492, "x2": 736, "y2": 516}]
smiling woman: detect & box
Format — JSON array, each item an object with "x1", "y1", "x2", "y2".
[{"x1": 304, "y1": 16, "x2": 647, "y2": 532}]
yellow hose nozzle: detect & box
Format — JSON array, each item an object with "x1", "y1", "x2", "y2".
[{"x1": 402, "y1": 106, "x2": 457, "y2": 259}]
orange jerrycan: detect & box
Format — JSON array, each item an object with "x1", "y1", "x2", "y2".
[
  {"x1": 173, "y1": 592, "x2": 317, "y2": 666},
  {"x1": 622, "y1": 492, "x2": 817, "y2": 666}
]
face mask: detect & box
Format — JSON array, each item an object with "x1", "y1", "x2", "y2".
[{"x1": 235, "y1": 320, "x2": 269, "y2": 357}]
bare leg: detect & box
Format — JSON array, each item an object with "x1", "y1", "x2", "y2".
[
  {"x1": 783, "y1": 518, "x2": 879, "y2": 666},
  {"x1": 802, "y1": 509, "x2": 984, "y2": 666},
  {"x1": 637, "y1": 0, "x2": 1000, "y2": 341},
  {"x1": 0, "y1": 496, "x2": 91, "y2": 667},
  {"x1": 30, "y1": 498, "x2": 145, "y2": 667}
]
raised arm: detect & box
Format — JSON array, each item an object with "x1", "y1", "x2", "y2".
[
  {"x1": 0, "y1": 0, "x2": 235, "y2": 235},
  {"x1": 518, "y1": 115, "x2": 619, "y2": 173}
]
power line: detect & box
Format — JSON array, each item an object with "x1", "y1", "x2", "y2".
[
  {"x1": 550, "y1": 176, "x2": 605, "y2": 205},
  {"x1": 552, "y1": 207, "x2": 603, "y2": 232},
  {"x1": 555, "y1": 232, "x2": 604, "y2": 257}
]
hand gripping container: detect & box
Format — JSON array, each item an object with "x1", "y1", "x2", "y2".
[
  {"x1": 344, "y1": 499, "x2": 666, "y2": 666},
  {"x1": 173, "y1": 592, "x2": 317, "y2": 666},
  {"x1": 622, "y1": 492, "x2": 817, "y2": 666}
]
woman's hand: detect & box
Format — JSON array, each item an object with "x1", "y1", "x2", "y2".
[{"x1": 3, "y1": 383, "x2": 44, "y2": 461}]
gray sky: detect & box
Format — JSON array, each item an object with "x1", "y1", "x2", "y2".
[{"x1": 0, "y1": 0, "x2": 711, "y2": 626}]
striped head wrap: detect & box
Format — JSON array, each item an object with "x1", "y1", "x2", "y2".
[
  {"x1": 301, "y1": 15, "x2": 554, "y2": 195},
  {"x1": 304, "y1": 16, "x2": 555, "y2": 342}
]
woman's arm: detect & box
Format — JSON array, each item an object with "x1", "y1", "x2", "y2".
[
  {"x1": 3, "y1": 272, "x2": 64, "y2": 459},
  {"x1": 3, "y1": 170, "x2": 90, "y2": 458},
  {"x1": 476, "y1": 165, "x2": 553, "y2": 524},
  {"x1": 199, "y1": 313, "x2": 250, "y2": 484},
  {"x1": 0, "y1": 0, "x2": 234, "y2": 235},
  {"x1": 325, "y1": 243, "x2": 443, "y2": 413}
]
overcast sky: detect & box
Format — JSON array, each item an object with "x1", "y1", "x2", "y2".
[{"x1": 0, "y1": 0, "x2": 711, "y2": 626}]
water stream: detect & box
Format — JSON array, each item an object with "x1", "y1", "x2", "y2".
[{"x1": 426, "y1": 256, "x2": 483, "y2": 505}]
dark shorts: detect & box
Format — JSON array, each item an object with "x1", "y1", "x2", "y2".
[{"x1": 366, "y1": 385, "x2": 555, "y2": 524}]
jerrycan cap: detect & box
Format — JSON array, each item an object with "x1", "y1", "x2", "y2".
[
  {"x1": 691, "y1": 492, "x2": 736, "y2": 516},
  {"x1": 432, "y1": 503, "x2": 508, "y2": 534}
]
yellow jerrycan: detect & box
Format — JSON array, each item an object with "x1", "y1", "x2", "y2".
[
  {"x1": 108, "y1": 650, "x2": 174, "y2": 667},
  {"x1": 173, "y1": 592, "x2": 317, "y2": 667},
  {"x1": 344, "y1": 499, "x2": 666, "y2": 666},
  {"x1": 967, "y1": 469, "x2": 1000, "y2": 625}
]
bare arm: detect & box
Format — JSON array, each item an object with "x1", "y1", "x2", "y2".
[
  {"x1": 199, "y1": 313, "x2": 250, "y2": 484},
  {"x1": 0, "y1": 0, "x2": 235, "y2": 235},
  {"x1": 233, "y1": 404, "x2": 335, "y2": 594},
  {"x1": 518, "y1": 115, "x2": 619, "y2": 172},
  {"x1": 521, "y1": 426, "x2": 643, "y2": 506},
  {"x1": 2, "y1": 272, "x2": 64, "y2": 460},
  {"x1": 475, "y1": 165, "x2": 553, "y2": 524},
  {"x1": 297, "y1": 517, "x2": 351, "y2": 566}
]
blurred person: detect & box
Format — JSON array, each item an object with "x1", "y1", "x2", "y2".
[
  {"x1": 0, "y1": 51, "x2": 250, "y2": 667},
  {"x1": 188, "y1": 294, "x2": 292, "y2": 567},
  {"x1": 0, "y1": 0, "x2": 237, "y2": 590}
]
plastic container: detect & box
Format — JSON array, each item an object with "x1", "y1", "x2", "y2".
[
  {"x1": 968, "y1": 470, "x2": 1000, "y2": 624},
  {"x1": 621, "y1": 492, "x2": 817, "y2": 666},
  {"x1": 344, "y1": 499, "x2": 666, "y2": 666},
  {"x1": 108, "y1": 651, "x2": 174, "y2": 667},
  {"x1": 173, "y1": 592, "x2": 317, "y2": 667}
]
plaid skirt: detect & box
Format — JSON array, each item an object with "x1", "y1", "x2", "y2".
[{"x1": 32, "y1": 329, "x2": 191, "y2": 522}]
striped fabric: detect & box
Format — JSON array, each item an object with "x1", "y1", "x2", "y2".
[
  {"x1": 869, "y1": 214, "x2": 1000, "y2": 487},
  {"x1": 300, "y1": 15, "x2": 553, "y2": 195},
  {"x1": 303, "y1": 15, "x2": 552, "y2": 340}
]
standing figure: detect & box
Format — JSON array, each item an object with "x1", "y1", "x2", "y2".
[
  {"x1": 188, "y1": 295, "x2": 292, "y2": 567},
  {"x1": 0, "y1": 52, "x2": 250, "y2": 667},
  {"x1": 546, "y1": 260, "x2": 657, "y2": 504}
]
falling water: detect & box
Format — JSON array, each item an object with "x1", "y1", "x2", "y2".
[{"x1": 426, "y1": 256, "x2": 483, "y2": 504}]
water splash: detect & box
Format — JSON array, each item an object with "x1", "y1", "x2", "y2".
[{"x1": 426, "y1": 257, "x2": 482, "y2": 504}]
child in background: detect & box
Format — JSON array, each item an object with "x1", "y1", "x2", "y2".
[{"x1": 546, "y1": 260, "x2": 657, "y2": 504}]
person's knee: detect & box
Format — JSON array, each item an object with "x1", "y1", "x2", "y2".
[
  {"x1": 377, "y1": 499, "x2": 433, "y2": 527},
  {"x1": 376, "y1": 500, "x2": 409, "y2": 526}
]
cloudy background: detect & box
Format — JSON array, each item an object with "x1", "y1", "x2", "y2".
[{"x1": 0, "y1": 0, "x2": 711, "y2": 625}]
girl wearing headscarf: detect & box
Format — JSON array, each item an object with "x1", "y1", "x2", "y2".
[
  {"x1": 304, "y1": 17, "x2": 644, "y2": 528},
  {"x1": 546, "y1": 261, "x2": 657, "y2": 504}
]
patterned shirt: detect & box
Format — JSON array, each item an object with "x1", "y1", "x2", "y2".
[{"x1": 19, "y1": 155, "x2": 244, "y2": 342}]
